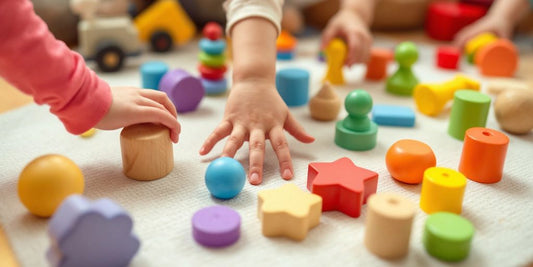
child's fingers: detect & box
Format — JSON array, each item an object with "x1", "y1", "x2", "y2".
[
  {"x1": 345, "y1": 32, "x2": 362, "y2": 66},
  {"x1": 269, "y1": 127, "x2": 293, "y2": 181},
  {"x1": 248, "y1": 129, "x2": 266, "y2": 185},
  {"x1": 454, "y1": 26, "x2": 476, "y2": 49},
  {"x1": 320, "y1": 25, "x2": 338, "y2": 50},
  {"x1": 138, "y1": 107, "x2": 180, "y2": 143},
  {"x1": 221, "y1": 125, "x2": 247, "y2": 158},
  {"x1": 199, "y1": 121, "x2": 232, "y2": 155},
  {"x1": 140, "y1": 89, "x2": 178, "y2": 118},
  {"x1": 283, "y1": 113, "x2": 315, "y2": 143}
]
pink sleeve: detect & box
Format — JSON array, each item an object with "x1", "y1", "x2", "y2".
[{"x1": 0, "y1": 0, "x2": 112, "y2": 134}]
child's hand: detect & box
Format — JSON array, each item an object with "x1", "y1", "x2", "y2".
[
  {"x1": 454, "y1": 15, "x2": 513, "y2": 49},
  {"x1": 95, "y1": 86, "x2": 180, "y2": 143},
  {"x1": 199, "y1": 80, "x2": 315, "y2": 185},
  {"x1": 321, "y1": 9, "x2": 372, "y2": 66}
]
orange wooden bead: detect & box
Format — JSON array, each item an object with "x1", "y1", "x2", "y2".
[
  {"x1": 386, "y1": 139, "x2": 436, "y2": 184},
  {"x1": 475, "y1": 39, "x2": 518, "y2": 77},
  {"x1": 276, "y1": 30, "x2": 297, "y2": 51},
  {"x1": 459, "y1": 127, "x2": 509, "y2": 184}
]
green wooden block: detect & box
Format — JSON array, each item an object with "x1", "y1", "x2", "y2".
[
  {"x1": 448, "y1": 90, "x2": 491, "y2": 141},
  {"x1": 423, "y1": 212, "x2": 474, "y2": 262},
  {"x1": 334, "y1": 89, "x2": 377, "y2": 151},
  {"x1": 198, "y1": 51, "x2": 226, "y2": 68}
]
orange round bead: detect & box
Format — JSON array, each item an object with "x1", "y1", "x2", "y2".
[{"x1": 386, "y1": 139, "x2": 437, "y2": 184}]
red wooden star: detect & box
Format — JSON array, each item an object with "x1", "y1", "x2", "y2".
[{"x1": 307, "y1": 157, "x2": 378, "y2": 217}]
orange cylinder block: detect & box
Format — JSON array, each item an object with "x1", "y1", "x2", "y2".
[{"x1": 459, "y1": 127, "x2": 509, "y2": 183}]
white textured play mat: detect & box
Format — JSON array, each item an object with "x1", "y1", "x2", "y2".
[{"x1": 0, "y1": 37, "x2": 532, "y2": 267}]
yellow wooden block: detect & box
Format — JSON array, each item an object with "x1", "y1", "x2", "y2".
[
  {"x1": 323, "y1": 38, "x2": 346, "y2": 85},
  {"x1": 420, "y1": 167, "x2": 466, "y2": 214},
  {"x1": 0, "y1": 226, "x2": 19, "y2": 267},
  {"x1": 258, "y1": 183, "x2": 322, "y2": 241},
  {"x1": 465, "y1": 33, "x2": 497, "y2": 57},
  {"x1": 413, "y1": 75, "x2": 480, "y2": 116},
  {"x1": 134, "y1": 0, "x2": 196, "y2": 46},
  {"x1": 80, "y1": 128, "x2": 97, "y2": 138}
]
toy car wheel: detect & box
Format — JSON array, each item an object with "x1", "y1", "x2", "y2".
[
  {"x1": 95, "y1": 45, "x2": 125, "y2": 72},
  {"x1": 150, "y1": 31, "x2": 173, "y2": 53}
]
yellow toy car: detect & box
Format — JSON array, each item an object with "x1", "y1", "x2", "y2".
[{"x1": 134, "y1": 0, "x2": 197, "y2": 52}]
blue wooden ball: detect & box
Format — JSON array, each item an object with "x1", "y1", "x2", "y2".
[{"x1": 205, "y1": 157, "x2": 246, "y2": 199}]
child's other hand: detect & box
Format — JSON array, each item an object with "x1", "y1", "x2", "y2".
[
  {"x1": 454, "y1": 15, "x2": 513, "y2": 49},
  {"x1": 199, "y1": 80, "x2": 315, "y2": 185},
  {"x1": 95, "y1": 86, "x2": 180, "y2": 143},
  {"x1": 321, "y1": 9, "x2": 372, "y2": 66}
]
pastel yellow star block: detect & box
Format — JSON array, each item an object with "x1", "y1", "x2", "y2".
[{"x1": 258, "y1": 183, "x2": 322, "y2": 241}]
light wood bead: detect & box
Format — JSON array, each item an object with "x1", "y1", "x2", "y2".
[
  {"x1": 364, "y1": 192, "x2": 416, "y2": 259},
  {"x1": 494, "y1": 89, "x2": 533, "y2": 135},
  {"x1": 120, "y1": 123, "x2": 173, "y2": 181}
]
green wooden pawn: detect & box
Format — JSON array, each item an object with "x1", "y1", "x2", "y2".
[
  {"x1": 386, "y1": 42, "x2": 419, "y2": 96},
  {"x1": 334, "y1": 89, "x2": 378, "y2": 151}
]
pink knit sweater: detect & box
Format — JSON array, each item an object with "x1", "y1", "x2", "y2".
[{"x1": 0, "y1": 0, "x2": 112, "y2": 134}]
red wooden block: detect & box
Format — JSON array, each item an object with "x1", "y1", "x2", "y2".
[
  {"x1": 203, "y1": 22, "x2": 223, "y2": 41},
  {"x1": 425, "y1": 3, "x2": 488, "y2": 41},
  {"x1": 307, "y1": 157, "x2": 378, "y2": 218},
  {"x1": 198, "y1": 64, "x2": 227, "y2": 80},
  {"x1": 437, "y1": 46, "x2": 461, "y2": 70}
]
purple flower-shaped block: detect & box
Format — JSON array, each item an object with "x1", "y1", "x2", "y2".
[{"x1": 47, "y1": 195, "x2": 140, "y2": 267}]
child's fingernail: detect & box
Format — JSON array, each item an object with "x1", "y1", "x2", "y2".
[
  {"x1": 250, "y1": 173, "x2": 260, "y2": 184},
  {"x1": 282, "y1": 169, "x2": 292, "y2": 180},
  {"x1": 199, "y1": 146, "x2": 205, "y2": 154}
]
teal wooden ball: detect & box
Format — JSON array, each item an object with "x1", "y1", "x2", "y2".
[{"x1": 205, "y1": 157, "x2": 246, "y2": 199}]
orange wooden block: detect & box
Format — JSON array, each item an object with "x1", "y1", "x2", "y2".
[
  {"x1": 276, "y1": 30, "x2": 297, "y2": 51},
  {"x1": 386, "y1": 139, "x2": 436, "y2": 184},
  {"x1": 475, "y1": 39, "x2": 518, "y2": 77},
  {"x1": 459, "y1": 127, "x2": 509, "y2": 184},
  {"x1": 365, "y1": 48, "x2": 393, "y2": 81}
]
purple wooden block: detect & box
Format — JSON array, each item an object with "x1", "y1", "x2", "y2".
[
  {"x1": 47, "y1": 195, "x2": 140, "y2": 267},
  {"x1": 192, "y1": 206, "x2": 241, "y2": 248},
  {"x1": 159, "y1": 69, "x2": 205, "y2": 113}
]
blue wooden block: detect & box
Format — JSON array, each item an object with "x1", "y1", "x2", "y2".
[
  {"x1": 372, "y1": 105, "x2": 415, "y2": 127},
  {"x1": 140, "y1": 61, "x2": 169, "y2": 90},
  {"x1": 199, "y1": 38, "x2": 226, "y2": 55},
  {"x1": 277, "y1": 51, "x2": 294, "y2": 60},
  {"x1": 276, "y1": 68, "x2": 309, "y2": 107},
  {"x1": 201, "y1": 78, "x2": 228, "y2": 95}
]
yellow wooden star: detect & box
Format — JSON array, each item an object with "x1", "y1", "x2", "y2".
[{"x1": 258, "y1": 183, "x2": 322, "y2": 241}]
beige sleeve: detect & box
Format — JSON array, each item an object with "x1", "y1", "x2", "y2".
[{"x1": 223, "y1": 0, "x2": 284, "y2": 36}]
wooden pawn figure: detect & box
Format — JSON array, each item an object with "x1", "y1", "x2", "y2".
[
  {"x1": 120, "y1": 123, "x2": 174, "y2": 181},
  {"x1": 323, "y1": 38, "x2": 346, "y2": 85},
  {"x1": 364, "y1": 193, "x2": 416, "y2": 259},
  {"x1": 309, "y1": 82, "x2": 341, "y2": 121}
]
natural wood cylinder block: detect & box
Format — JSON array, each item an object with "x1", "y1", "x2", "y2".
[
  {"x1": 120, "y1": 123, "x2": 173, "y2": 181},
  {"x1": 364, "y1": 192, "x2": 416, "y2": 259}
]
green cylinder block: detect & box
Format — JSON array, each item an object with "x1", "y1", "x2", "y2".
[
  {"x1": 448, "y1": 90, "x2": 491, "y2": 141},
  {"x1": 423, "y1": 212, "x2": 474, "y2": 262}
]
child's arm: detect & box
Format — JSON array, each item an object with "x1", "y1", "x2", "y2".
[
  {"x1": 0, "y1": 0, "x2": 179, "y2": 142},
  {"x1": 321, "y1": 0, "x2": 377, "y2": 66},
  {"x1": 200, "y1": 0, "x2": 314, "y2": 185},
  {"x1": 454, "y1": 0, "x2": 531, "y2": 48}
]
